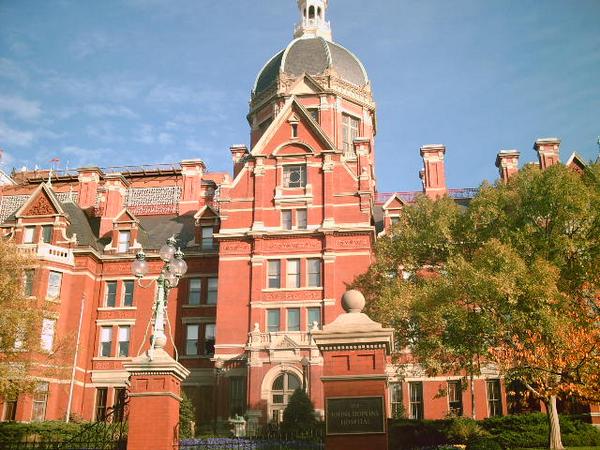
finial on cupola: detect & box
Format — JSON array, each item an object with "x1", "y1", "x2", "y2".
[{"x1": 294, "y1": 0, "x2": 332, "y2": 41}]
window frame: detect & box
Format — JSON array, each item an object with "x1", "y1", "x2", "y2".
[
  {"x1": 117, "y1": 230, "x2": 131, "y2": 253},
  {"x1": 267, "y1": 309, "x2": 280, "y2": 333},
  {"x1": 31, "y1": 382, "x2": 49, "y2": 422},
  {"x1": 40, "y1": 318, "x2": 56, "y2": 353},
  {"x1": 286, "y1": 259, "x2": 301, "y2": 289},
  {"x1": 409, "y1": 381, "x2": 424, "y2": 420},
  {"x1": 307, "y1": 258, "x2": 322, "y2": 287},
  {"x1": 23, "y1": 269, "x2": 35, "y2": 297},
  {"x1": 99, "y1": 326, "x2": 113, "y2": 357},
  {"x1": 307, "y1": 307, "x2": 321, "y2": 330},
  {"x1": 297, "y1": 209, "x2": 307, "y2": 230},
  {"x1": 41, "y1": 225, "x2": 53, "y2": 244},
  {"x1": 105, "y1": 281, "x2": 117, "y2": 307},
  {"x1": 185, "y1": 324, "x2": 200, "y2": 356},
  {"x1": 23, "y1": 226, "x2": 35, "y2": 244},
  {"x1": 267, "y1": 260, "x2": 281, "y2": 289},
  {"x1": 201, "y1": 226, "x2": 214, "y2": 250},
  {"x1": 95, "y1": 387, "x2": 108, "y2": 422},
  {"x1": 118, "y1": 326, "x2": 130, "y2": 357},
  {"x1": 448, "y1": 380, "x2": 463, "y2": 416},
  {"x1": 283, "y1": 164, "x2": 307, "y2": 189},
  {"x1": 287, "y1": 308, "x2": 300, "y2": 332},
  {"x1": 188, "y1": 278, "x2": 202, "y2": 305},
  {"x1": 46, "y1": 271, "x2": 62, "y2": 300},
  {"x1": 206, "y1": 278, "x2": 218, "y2": 305},
  {"x1": 390, "y1": 382, "x2": 403, "y2": 418},
  {"x1": 281, "y1": 210, "x2": 292, "y2": 230},
  {"x1": 487, "y1": 379, "x2": 503, "y2": 417},
  {"x1": 342, "y1": 113, "x2": 360, "y2": 156},
  {"x1": 123, "y1": 280, "x2": 135, "y2": 307}
]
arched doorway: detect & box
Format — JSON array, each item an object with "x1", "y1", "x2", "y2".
[{"x1": 270, "y1": 372, "x2": 302, "y2": 423}]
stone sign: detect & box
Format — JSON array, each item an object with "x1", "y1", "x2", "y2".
[{"x1": 326, "y1": 396, "x2": 385, "y2": 435}]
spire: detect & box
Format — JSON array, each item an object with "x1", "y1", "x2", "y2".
[{"x1": 294, "y1": 0, "x2": 332, "y2": 41}]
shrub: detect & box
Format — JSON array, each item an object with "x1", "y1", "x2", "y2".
[
  {"x1": 467, "y1": 437, "x2": 502, "y2": 450},
  {"x1": 0, "y1": 421, "x2": 86, "y2": 442},
  {"x1": 447, "y1": 417, "x2": 488, "y2": 444},
  {"x1": 388, "y1": 419, "x2": 449, "y2": 449},
  {"x1": 282, "y1": 389, "x2": 317, "y2": 434},
  {"x1": 179, "y1": 391, "x2": 196, "y2": 439}
]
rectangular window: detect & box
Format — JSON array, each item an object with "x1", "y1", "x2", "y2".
[
  {"x1": 409, "y1": 382, "x2": 424, "y2": 420},
  {"x1": 268, "y1": 260, "x2": 281, "y2": 289},
  {"x1": 201, "y1": 226, "x2": 214, "y2": 250},
  {"x1": 307, "y1": 259, "x2": 322, "y2": 287},
  {"x1": 188, "y1": 279, "x2": 202, "y2": 305},
  {"x1": 23, "y1": 227, "x2": 35, "y2": 244},
  {"x1": 123, "y1": 281, "x2": 134, "y2": 307},
  {"x1": 283, "y1": 165, "x2": 307, "y2": 188},
  {"x1": 207, "y1": 278, "x2": 218, "y2": 305},
  {"x1": 95, "y1": 387, "x2": 108, "y2": 422},
  {"x1": 342, "y1": 113, "x2": 360, "y2": 156},
  {"x1": 117, "y1": 231, "x2": 130, "y2": 253},
  {"x1": 186, "y1": 324, "x2": 199, "y2": 356},
  {"x1": 267, "y1": 309, "x2": 280, "y2": 332},
  {"x1": 118, "y1": 326, "x2": 130, "y2": 357},
  {"x1": 286, "y1": 259, "x2": 300, "y2": 288},
  {"x1": 307, "y1": 307, "x2": 321, "y2": 330},
  {"x1": 282, "y1": 210, "x2": 292, "y2": 230},
  {"x1": 448, "y1": 381, "x2": 463, "y2": 416},
  {"x1": 23, "y1": 269, "x2": 34, "y2": 297},
  {"x1": 229, "y1": 377, "x2": 246, "y2": 417},
  {"x1": 487, "y1": 379, "x2": 502, "y2": 417},
  {"x1": 41, "y1": 225, "x2": 53, "y2": 244},
  {"x1": 105, "y1": 281, "x2": 117, "y2": 307},
  {"x1": 390, "y1": 382, "x2": 403, "y2": 418},
  {"x1": 287, "y1": 308, "x2": 300, "y2": 331},
  {"x1": 390, "y1": 216, "x2": 400, "y2": 226},
  {"x1": 40, "y1": 318, "x2": 56, "y2": 352},
  {"x1": 113, "y1": 387, "x2": 126, "y2": 422},
  {"x1": 204, "y1": 323, "x2": 216, "y2": 356},
  {"x1": 291, "y1": 123, "x2": 298, "y2": 138},
  {"x1": 297, "y1": 209, "x2": 307, "y2": 229},
  {"x1": 32, "y1": 383, "x2": 49, "y2": 422},
  {"x1": 99, "y1": 326, "x2": 112, "y2": 357},
  {"x1": 47, "y1": 271, "x2": 62, "y2": 300},
  {"x1": 2, "y1": 395, "x2": 17, "y2": 421},
  {"x1": 308, "y1": 108, "x2": 319, "y2": 124}
]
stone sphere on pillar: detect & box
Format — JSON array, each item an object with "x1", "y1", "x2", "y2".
[{"x1": 341, "y1": 289, "x2": 366, "y2": 313}]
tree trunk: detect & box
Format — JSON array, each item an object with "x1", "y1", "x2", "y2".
[
  {"x1": 546, "y1": 396, "x2": 564, "y2": 450},
  {"x1": 470, "y1": 372, "x2": 476, "y2": 419}
]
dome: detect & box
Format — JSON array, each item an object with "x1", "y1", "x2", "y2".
[{"x1": 253, "y1": 37, "x2": 369, "y2": 95}]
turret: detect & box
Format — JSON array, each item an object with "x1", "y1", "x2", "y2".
[{"x1": 294, "y1": 0, "x2": 332, "y2": 40}]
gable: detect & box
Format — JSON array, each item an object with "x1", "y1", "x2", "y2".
[
  {"x1": 194, "y1": 205, "x2": 219, "y2": 221},
  {"x1": 288, "y1": 74, "x2": 324, "y2": 96},
  {"x1": 17, "y1": 184, "x2": 64, "y2": 218},
  {"x1": 565, "y1": 152, "x2": 587, "y2": 175},
  {"x1": 114, "y1": 208, "x2": 138, "y2": 224},
  {"x1": 273, "y1": 142, "x2": 314, "y2": 157},
  {"x1": 382, "y1": 194, "x2": 405, "y2": 210}
]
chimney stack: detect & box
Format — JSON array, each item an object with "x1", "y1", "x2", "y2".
[
  {"x1": 534, "y1": 138, "x2": 561, "y2": 170},
  {"x1": 230, "y1": 145, "x2": 248, "y2": 179},
  {"x1": 420, "y1": 144, "x2": 447, "y2": 198},
  {"x1": 99, "y1": 173, "x2": 129, "y2": 237},
  {"x1": 77, "y1": 167, "x2": 103, "y2": 209},
  {"x1": 495, "y1": 150, "x2": 520, "y2": 182},
  {"x1": 179, "y1": 159, "x2": 206, "y2": 215}
]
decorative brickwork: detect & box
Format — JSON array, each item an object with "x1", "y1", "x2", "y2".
[
  {"x1": 125, "y1": 187, "x2": 181, "y2": 216},
  {"x1": 0, "y1": 195, "x2": 28, "y2": 222}
]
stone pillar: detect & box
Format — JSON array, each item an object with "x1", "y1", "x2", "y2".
[
  {"x1": 124, "y1": 348, "x2": 190, "y2": 450},
  {"x1": 419, "y1": 144, "x2": 447, "y2": 199},
  {"x1": 495, "y1": 150, "x2": 520, "y2": 183},
  {"x1": 312, "y1": 290, "x2": 394, "y2": 450}
]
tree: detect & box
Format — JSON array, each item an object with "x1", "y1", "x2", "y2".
[
  {"x1": 282, "y1": 388, "x2": 317, "y2": 434},
  {"x1": 179, "y1": 391, "x2": 196, "y2": 439},
  {"x1": 356, "y1": 163, "x2": 600, "y2": 449}
]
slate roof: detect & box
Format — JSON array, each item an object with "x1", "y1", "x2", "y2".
[{"x1": 254, "y1": 37, "x2": 369, "y2": 94}]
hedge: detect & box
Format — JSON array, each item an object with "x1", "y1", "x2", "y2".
[{"x1": 0, "y1": 421, "x2": 123, "y2": 443}]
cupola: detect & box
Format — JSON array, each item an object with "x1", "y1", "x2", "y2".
[{"x1": 294, "y1": 0, "x2": 332, "y2": 41}]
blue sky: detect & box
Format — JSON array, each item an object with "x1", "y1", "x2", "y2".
[{"x1": 0, "y1": 0, "x2": 598, "y2": 192}]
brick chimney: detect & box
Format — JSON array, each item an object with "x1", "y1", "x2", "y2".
[
  {"x1": 495, "y1": 150, "x2": 520, "y2": 182},
  {"x1": 179, "y1": 159, "x2": 206, "y2": 215},
  {"x1": 230, "y1": 145, "x2": 248, "y2": 179},
  {"x1": 77, "y1": 167, "x2": 103, "y2": 209},
  {"x1": 99, "y1": 173, "x2": 129, "y2": 237},
  {"x1": 534, "y1": 138, "x2": 561, "y2": 170},
  {"x1": 420, "y1": 144, "x2": 447, "y2": 198}
]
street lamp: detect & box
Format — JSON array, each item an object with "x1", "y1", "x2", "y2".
[
  {"x1": 301, "y1": 356, "x2": 310, "y2": 393},
  {"x1": 131, "y1": 236, "x2": 188, "y2": 360},
  {"x1": 213, "y1": 358, "x2": 225, "y2": 435}
]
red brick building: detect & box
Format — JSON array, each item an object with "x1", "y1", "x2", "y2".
[{"x1": 0, "y1": 0, "x2": 596, "y2": 428}]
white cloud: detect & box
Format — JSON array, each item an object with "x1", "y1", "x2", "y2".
[
  {"x1": 60, "y1": 146, "x2": 113, "y2": 167},
  {"x1": 84, "y1": 104, "x2": 138, "y2": 119},
  {"x1": 0, "y1": 94, "x2": 42, "y2": 120},
  {"x1": 0, "y1": 121, "x2": 34, "y2": 147}
]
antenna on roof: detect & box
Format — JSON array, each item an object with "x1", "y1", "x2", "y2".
[{"x1": 49, "y1": 157, "x2": 60, "y2": 186}]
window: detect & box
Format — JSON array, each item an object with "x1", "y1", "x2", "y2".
[
  {"x1": 267, "y1": 309, "x2": 280, "y2": 332},
  {"x1": 229, "y1": 377, "x2": 246, "y2": 417},
  {"x1": 113, "y1": 387, "x2": 126, "y2": 422},
  {"x1": 283, "y1": 165, "x2": 306, "y2": 188},
  {"x1": 271, "y1": 372, "x2": 301, "y2": 423},
  {"x1": 201, "y1": 226, "x2": 214, "y2": 250},
  {"x1": 2, "y1": 395, "x2": 17, "y2": 421},
  {"x1": 117, "y1": 231, "x2": 130, "y2": 253},
  {"x1": 118, "y1": 326, "x2": 130, "y2": 357},
  {"x1": 282, "y1": 210, "x2": 292, "y2": 230},
  {"x1": 307, "y1": 259, "x2": 321, "y2": 287},
  {"x1": 342, "y1": 113, "x2": 360, "y2": 156},
  {"x1": 287, "y1": 308, "x2": 300, "y2": 332},
  {"x1": 487, "y1": 379, "x2": 502, "y2": 417},
  {"x1": 186, "y1": 324, "x2": 199, "y2": 356},
  {"x1": 390, "y1": 216, "x2": 400, "y2": 226},
  {"x1": 23, "y1": 227, "x2": 34, "y2": 244},
  {"x1": 268, "y1": 260, "x2": 281, "y2": 289},
  {"x1": 448, "y1": 381, "x2": 463, "y2": 416},
  {"x1": 308, "y1": 108, "x2": 319, "y2": 124},
  {"x1": 291, "y1": 123, "x2": 298, "y2": 138},
  {"x1": 105, "y1": 281, "x2": 117, "y2": 307},
  {"x1": 258, "y1": 117, "x2": 273, "y2": 135},
  {"x1": 188, "y1": 279, "x2": 201, "y2": 305},
  {"x1": 47, "y1": 271, "x2": 62, "y2": 300},
  {"x1": 390, "y1": 382, "x2": 403, "y2": 418},
  {"x1": 297, "y1": 209, "x2": 307, "y2": 230},
  {"x1": 123, "y1": 281, "x2": 134, "y2": 307},
  {"x1": 32, "y1": 383, "x2": 49, "y2": 422},
  {"x1": 409, "y1": 382, "x2": 424, "y2": 420},
  {"x1": 286, "y1": 259, "x2": 300, "y2": 288},
  {"x1": 40, "y1": 318, "x2": 56, "y2": 352},
  {"x1": 207, "y1": 278, "x2": 218, "y2": 305},
  {"x1": 41, "y1": 225, "x2": 52, "y2": 244},
  {"x1": 23, "y1": 270, "x2": 34, "y2": 297},
  {"x1": 204, "y1": 323, "x2": 215, "y2": 356},
  {"x1": 99, "y1": 327, "x2": 112, "y2": 357},
  {"x1": 95, "y1": 387, "x2": 108, "y2": 422},
  {"x1": 307, "y1": 307, "x2": 321, "y2": 330}
]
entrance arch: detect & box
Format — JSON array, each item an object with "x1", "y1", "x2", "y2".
[{"x1": 260, "y1": 365, "x2": 303, "y2": 423}]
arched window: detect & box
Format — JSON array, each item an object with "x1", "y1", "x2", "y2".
[
  {"x1": 317, "y1": 7, "x2": 322, "y2": 18},
  {"x1": 271, "y1": 372, "x2": 302, "y2": 422},
  {"x1": 308, "y1": 5, "x2": 315, "y2": 19},
  {"x1": 304, "y1": 8, "x2": 307, "y2": 19}
]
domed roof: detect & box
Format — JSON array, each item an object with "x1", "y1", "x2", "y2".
[{"x1": 253, "y1": 37, "x2": 369, "y2": 95}]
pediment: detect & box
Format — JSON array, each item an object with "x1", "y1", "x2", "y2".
[
  {"x1": 273, "y1": 142, "x2": 315, "y2": 157},
  {"x1": 275, "y1": 335, "x2": 299, "y2": 349},
  {"x1": 382, "y1": 193, "x2": 406, "y2": 210},
  {"x1": 194, "y1": 205, "x2": 219, "y2": 221},
  {"x1": 288, "y1": 74, "x2": 325, "y2": 96},
  {"x1": 114, "y1": 208, "x2": 138, "y2": 224},
  {"x1": 16, "y1": 183, "x2": 64, "y2": 218},
  {"x1": 565, "y1": 152, "x2": 587, "y2": 175}
]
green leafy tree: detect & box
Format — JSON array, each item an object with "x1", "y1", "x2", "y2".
[
  {"x1": 355, "y1": 163, "x2": 600, "y2": 449},
  {"x1": 282, "y1": 388, "x2": 317, "y2": 434},
  {"x1": 179, "y1": 391, "x2": 196, "y2": 439}
]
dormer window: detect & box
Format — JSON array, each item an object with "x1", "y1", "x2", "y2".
[
  {"x1": 283, "y1": 165, "x2": 306, "y2": 188},
  {"x1": 41, "y1": 225, "x2": 52, "y2": 244},
  {"x1": 201, "y1": 226, "x2": 214, "y2": 250},
  {"x1": 23, "y1": 226, "x2": 35, "y2": 244},
  {"x1": 117, "y1": 230, "x2": 131, "y2": 253}
]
